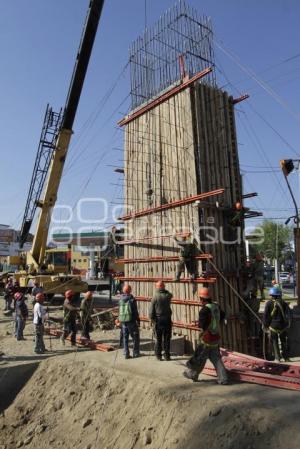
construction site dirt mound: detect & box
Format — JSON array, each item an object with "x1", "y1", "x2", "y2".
[{"x1": 1, "y1": 349, "x2": 300, "y2": 449}]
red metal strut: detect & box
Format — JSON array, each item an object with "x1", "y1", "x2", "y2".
[
  {"x1": 116, "y1": 276, "x2": 216, "y2": 284},
  {"x1": 118, "y1": 67, "x2": 213, "y2": 127},
  {"x1": 44, "y1": 327, "x2": 115, "y2": 352},
  {"x1": 119, "y1": 188, "x2": 225, "y2": 221},
  {"x1": 116, "y1": 254, "x2": 212, "y2": 263}
]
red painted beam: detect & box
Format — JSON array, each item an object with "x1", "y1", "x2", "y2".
[
  {"x1": 220, "y1": 349, "x2": 300, "y2": 380},
  {"x1": 44, "y1": 327, "x2": 115, "y2": 352},
  {"x1": 116, "y1": 276, "x2": 216, "y2": 284},
  {"x1": 119, "y1": 188, "x2": 225, "y2": 221},
  {"x1": 232, "y1": 94, "x2": 249, "y2": 105},
  {"x1": 116, "y1": 254, "x2": 212, "y2": 263},
  {"x1": 202, "y1": 366, "x2": 300, "y2": 391},
  {"x1": 118, "y1": 67, "x2": 213, "y2": 127}
]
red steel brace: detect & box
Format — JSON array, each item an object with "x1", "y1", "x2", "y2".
[
  {"x1": 119, "y1": 188, "x2": 225, "y2": 221},
  {"x1": 118, "y1": 67, "x2": 213, "y2": 127},
  {"x1": 116, "y1": 276, "x2": 216, "y2": 284},
  {"x1": 44, "y1": 327, "x2": 115, "y2": 352},
  {"x1": 116, "y1": 254, "x2": 212, "y2": 263}
]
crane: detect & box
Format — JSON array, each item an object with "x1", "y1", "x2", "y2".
[{"x1": 14, "y1": 0, "x2": 105, "y2": 294}]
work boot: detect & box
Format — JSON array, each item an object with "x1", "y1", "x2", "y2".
[
  {"x1": 183, "y1": 370, "x2": 198, "y2": 382},
  {"x1": 125, "y1": 354, "x2": 131, "y2": 359},
  {"x1": 163, "y1": 354, "x2": 171, "y2": 361},
  {"x1": 156, "y1": 355, "x2": 163, "y2": 361}
]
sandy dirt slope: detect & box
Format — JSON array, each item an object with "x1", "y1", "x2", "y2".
[{"x1": 1, "y1": 305, "x2": 300, "y2": 449}]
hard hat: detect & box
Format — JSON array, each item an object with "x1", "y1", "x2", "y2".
[
  {"x1": 235, "y1": 202, "x2": 242, "y2": 210},
  {"x1": 122, "y1": 284, "x2": 132, "y2": 294},
  {"x1": 255, "y1": 253, "x2": 263, "y2": 261},
  {"x1": 36, "y1": 292, "x2": 44, "y2": 302},
  {"x1": 198, "y1": 287, "x2": 211, "y2": 299},
  {"x1": 156, "y1": 280, "x2": 165, "y2": 289},
  {"x1": 65, "y1": 289, "x2": 74, "y2": 299},
  {"x1": 269, "y1": 287, "x2": 281, "y2": 297},
  {"x1": 84, "y1": 291, "x2": 93, "y2": 299},
  {"x1": 34, "y1": 280, "x2": 39, "y2": 285},
  {"x1": 14, "y1": 292, "x2": 23, "y2": 301}
]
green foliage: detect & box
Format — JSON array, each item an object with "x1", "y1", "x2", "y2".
[{"x1": 249, "y1": 220, "x2": 292, "y2": 261}]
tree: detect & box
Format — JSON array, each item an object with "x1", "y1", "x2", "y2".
[{"x1": 249, "y1": 220, "x2": 292, "y2": 262}]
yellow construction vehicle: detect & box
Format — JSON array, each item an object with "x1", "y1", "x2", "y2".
[{"x1": 10, "y1": 0, "x2": 105, "y2": 295}]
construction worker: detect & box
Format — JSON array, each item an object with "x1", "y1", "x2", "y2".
[
  {"x1": 61, "y1": 289, "x2": 80, "y2": 347},
  {"x1": 80, "y1": 291, "x2": 94, "y2": 340},
  {"x1": 14, "y1": 292, "x2": 28, "y2": 341},
  {"x1": 253, "y1": 253, "x2": 265, "y2": 300},
  {"x1": 33, "y1": 292, "x2": 48, "y2": 354},
  {"x1": 183, "y1": 287, "x2": 228, "y2": 385},
  {"x1": 174, "y1": 234, "x2": 197, "y2": 281},
  {"x1": 4, "y1": 277, "x2": 14, "y2": 311},
  {"x1": 263, "y1": 287, "x2": 291, "y2": 362},
  {"x1": 149, "y1": 281, "x2": 173, "y2": 361},
  {"x1": 118, "y1": 284, "x2": 140, "y2": 359},
  {"x1": 230, "y1": 201, "x2": 246, "y2": 226}
]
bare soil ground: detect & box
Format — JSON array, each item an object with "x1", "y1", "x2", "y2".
[{"x1": 1, "y1": 299, "x2": 300, "y2": 449}]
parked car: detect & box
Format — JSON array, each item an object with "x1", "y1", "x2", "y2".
[{"x1": 279, "y1": 272, "x2": 291, "y2": 283}]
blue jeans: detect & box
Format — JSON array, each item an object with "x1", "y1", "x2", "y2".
[
  {"x1": 122, "y1": 322, "x2": 140, "y2": 357},
  {"x1": 16, "y1": 316, "x2": 25, "y2": 340}
]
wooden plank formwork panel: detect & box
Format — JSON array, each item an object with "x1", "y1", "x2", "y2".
[{"x1": 123, "y1": 82, "x2": 248, "y2": 353}]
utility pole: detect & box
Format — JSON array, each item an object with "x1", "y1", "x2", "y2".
[{"x1": 280, "y1": 159, "x2": 300, "y2": 305}]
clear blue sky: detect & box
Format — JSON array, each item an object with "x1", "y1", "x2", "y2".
[{"x1": 1, "y1": 0, "x2": 300, "y2": 238}]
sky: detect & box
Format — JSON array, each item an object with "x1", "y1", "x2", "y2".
[{"x1": 1, "y1": 0, "x2": 300, "y2": 240}]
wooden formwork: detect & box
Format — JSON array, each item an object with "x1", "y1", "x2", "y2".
[{"x1": 121, "y1": 81, "x2": 248, "y2": 353}]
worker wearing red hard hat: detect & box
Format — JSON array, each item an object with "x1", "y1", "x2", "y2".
[
  {"x1": 80, "y1": 291, "x2": 94, "y2": 340},
  {"x1": 149, "y1": 281, "x2": 173, "y2": 361},
  {"x1": 118, "y1": 284, "x2": 140, "y2": 359},
  {"x1": 183, "y1": 287, "x2": 228, "y2": 385},
  {"x1": 33, "y1": 292, "x2": 47, "y2": 353},
  {"x1": 61, "y1": 290, "x2": 80, "y2": 347}
]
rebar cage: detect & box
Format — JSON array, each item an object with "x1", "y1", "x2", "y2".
[{"x1": 129, "y1": 0, "x2": 216, "y2": 109}]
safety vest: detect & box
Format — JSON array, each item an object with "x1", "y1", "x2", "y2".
[
  {"x1": 201, "y1": 302, "x2": 221, "y2": 347},
  {"x1": 270, "y1": 299, "x2": 290, "y2": 331},
  {"x1": 205, "y1": 302, "x2": 221, "y2": 335}
]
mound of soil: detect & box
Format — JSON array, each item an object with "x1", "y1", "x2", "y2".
[{"x1": 1, "y1": 350, "x2": 300, "y2": 449}]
